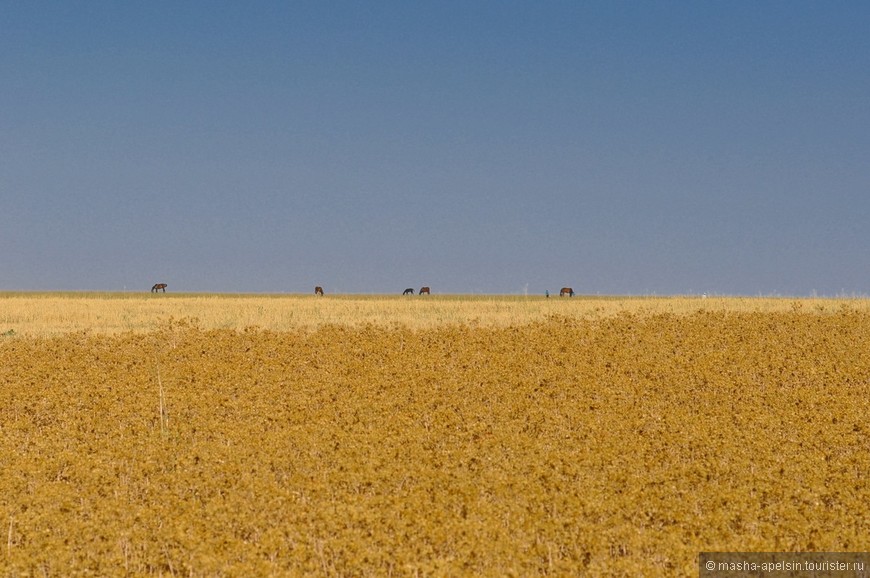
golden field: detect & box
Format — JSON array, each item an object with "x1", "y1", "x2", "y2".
[
  {"x1": 2, "y1": 292, "x2": 870, "y2": 335},
  {"x1": 1, "y1": 294, "x2": 869, "y2": 576}
]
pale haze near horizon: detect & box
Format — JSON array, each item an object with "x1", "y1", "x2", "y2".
[{"x1": 2, "y1": 2, "x2": 868, "y2": 296}]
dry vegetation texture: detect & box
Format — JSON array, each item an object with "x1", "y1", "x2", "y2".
[
  {"x1": 3, "y1": 292, "x2": 870, "y2": 335},
  {"x1": 2, "y1": 308, "x2": 869, "y2": 576}
]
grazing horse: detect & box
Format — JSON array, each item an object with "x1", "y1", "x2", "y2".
[
  {"x1": 151, "y1": 283, "x2": 167, "y2": 293},
  {"x1": 314, "y1": 286, "x2": 324, "y2": 296},
  {"x1": 419, "y1": 287, "x2": 430, "y2": 295},
  {"x1": 403, "y1": 288, "x2": 414, "y2": 295},
  {"x1": 560, "y1": 287, "x2": 575, "y2": 297}
]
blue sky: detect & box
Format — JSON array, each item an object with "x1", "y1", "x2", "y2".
[{"x1": 2, "y1": 2, "x2": 868, "y2": 295}]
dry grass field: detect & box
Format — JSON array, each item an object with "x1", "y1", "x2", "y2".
[
  {"x1": 2, "y1": 292, "x2": 869, "y2": 335},
  {"x1": 1, "y1": 293, "x2": 868, "y2": 575}
]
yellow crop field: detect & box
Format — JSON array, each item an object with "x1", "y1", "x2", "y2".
[{"x1": 1, "y1": 294, "x2": 868, "y2": 576}]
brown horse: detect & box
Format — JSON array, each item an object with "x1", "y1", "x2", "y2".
[
  {"x1": 419, "y1": 286, "x2": 430, "y2": 295},
  {"x1": 151, "y1": 283, "x2": 167, "y2": 293},
  {"x1": 314, "y1": 286, "x2": 324, "y2": 296},
  {"x1": 403, "y1": 288, "x2": 414, "y2": 295},
  {"x1": 560, "y1": 287, "x2": 574, "y2": 297}
]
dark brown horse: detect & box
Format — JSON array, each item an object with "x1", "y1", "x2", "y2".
[
  {"x1": 151, "y1": 283, "x2": 167, "y2": 293},
  {"x1": 403, "y1": 288, "x2": 414, "y2": 295},
  {"x1": 419, "y1": 287, "x2": 430, "y2": 295},
  {"x1": 560, "y1": 287, "x2": 574, "y2": 297},
  {"x1": 314, "y1": 286, "x2": 324, "y2": 296}
]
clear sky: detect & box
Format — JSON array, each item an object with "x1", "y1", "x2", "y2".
[{"x1": 2, "y1": 2, "x2": 868, "y2": 295}]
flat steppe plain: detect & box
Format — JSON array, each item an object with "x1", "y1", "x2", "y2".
[
  {"x1": 2, "y1": 291, "x2": 867, "y2": 335},
  {"x1": 1, "y1": 293, "x2": 868, "y2": 575}
]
